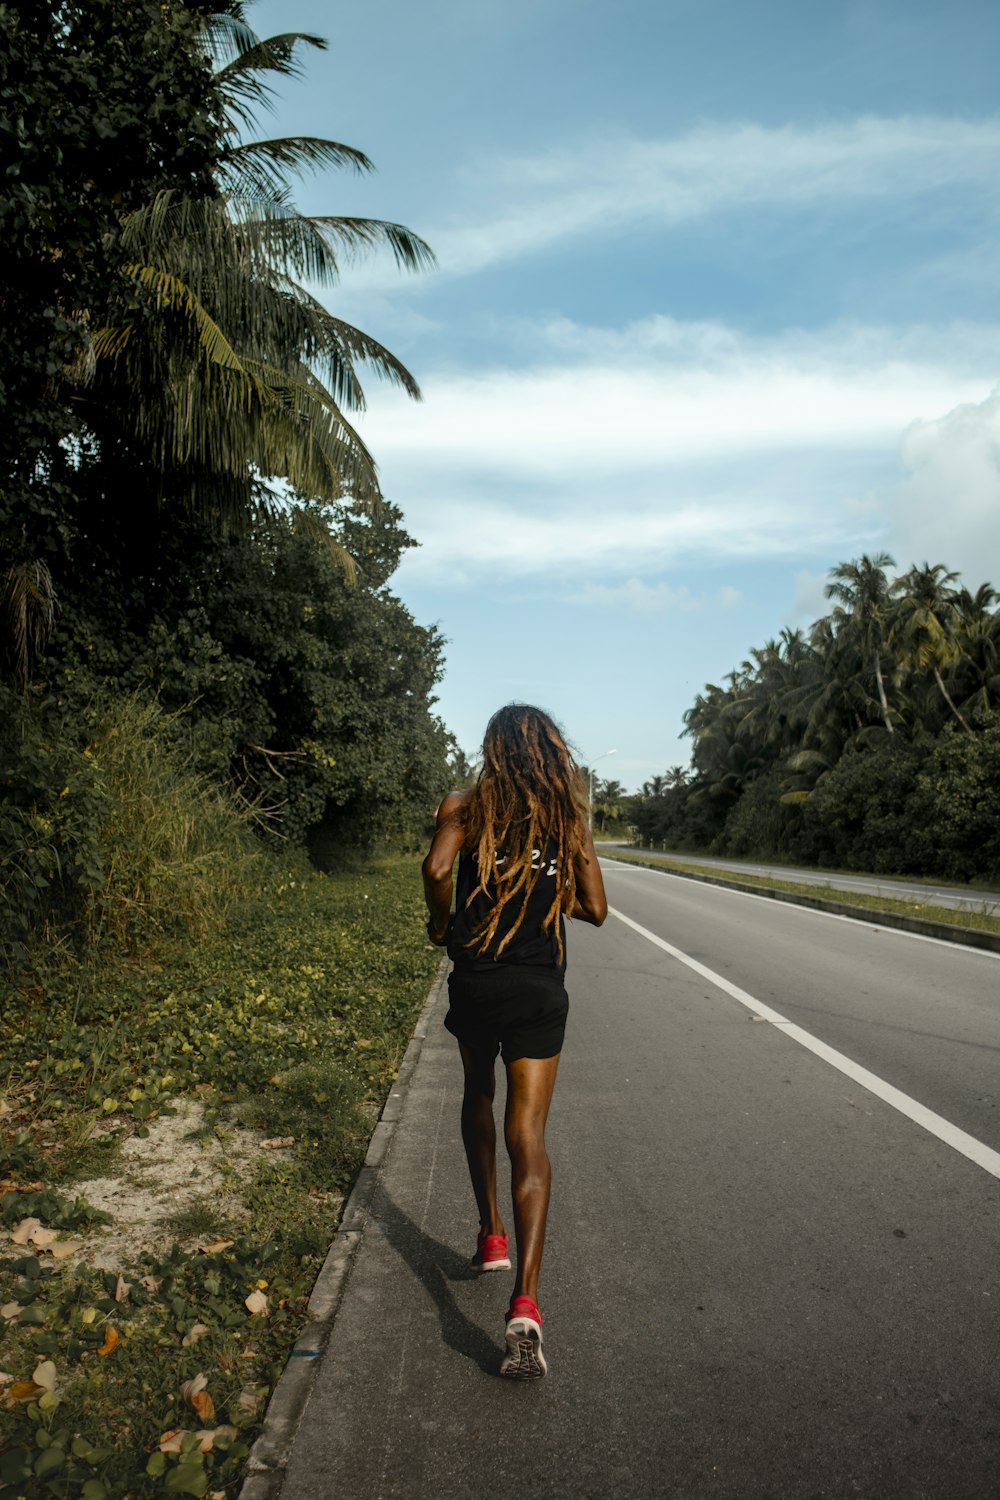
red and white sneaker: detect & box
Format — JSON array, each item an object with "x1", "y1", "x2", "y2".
[
  {"x1": 500, "y1": 1295, "x2": 546, "y2": 1379},
  {"x1": 471, "y1": 1230, "x2": 511, "y2": 1273}
]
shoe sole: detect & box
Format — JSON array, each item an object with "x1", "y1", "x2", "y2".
[
  {"x1": 473, "y1": 1256, "x2": 511, "y2": 1273},
  {"x1": 500, "y1": 1318, "x2": 546, "y2": 1379}
]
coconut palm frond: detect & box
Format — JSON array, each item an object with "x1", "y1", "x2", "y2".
[
  {"x1": 309, "y1": 216, "x2": 437, "y2": 272},
  {"x1": 291, "y1": 504, "x2": 357, "y2": 583},
  {"x1": 214, "y1": 33, "x2": 328, "y2": 128},
  {"x1": 242, "y1": 359, "x2": 382, "y2": 504},
  {"x1": 214, "y1": 31, "x2": 328, "y2": 88},
  {"x1": 120, "y1": 264, "x2": 254, "y2": 378},
  {"x1": 4, "y1": 559, "x2": 55, "y2": 688},
  {"x1": 219, "y1": 137, "x2": 374, "y2": 198},
  {"x1": 269, "y1": 279, "x2": 421, "y2": 404},
  {"x1": 203, "y1": 12, "x2": 260, "y2": 67}
]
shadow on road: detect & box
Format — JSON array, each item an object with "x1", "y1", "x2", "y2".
[{"x1": 373, "y1": 1190, "x2": 502, "y2": 1375}]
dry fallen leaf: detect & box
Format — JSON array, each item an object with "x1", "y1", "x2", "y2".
[
  {"x1": 182, "y1": 1323, "x2": 210, "y2": 1348},
  {"x1": 192, "y1": 1390, "x2": 215, "y2": 1422},
  {"x1": 354, "y1": 1038, "x2": 372, "y2": 1048},
  {"x1": 260, "y1": 1137, "x2": 294, "y2": 1149},
  {"x1": 1, "y1": 1302, "x2": 19, "y2": 1322},
  {"x1": 140, "y1": 1275, "x2": 162, "y2": 1294},
  {"x1": 0, "y1": 1371, "x2": 13, "y2": 1386},
  {"x1": 238, "y1": 1388, "x2": 261, "y2": 1411},
  {"x1": 97, "y1": 1326, "x2": 120, "y2": 1357},
  {"x1": 8, "y1": 1380, "x2": 41, "y2": 1401},
  {"x1": 32, "y1": 1361, "x2": 57, "y2": 1392},
  {"x1": 194, "y1": 1425, "x2": 238, "y2": 1454},
  {"x1": 244, "y1": 1290, "x2": 268, "y2": 1317},
  {"x1": 198, "y1": 1239, "x2": 235, "y2": 1256},
  {"x1": 10, "y1": 1217, "x2": 42, "y2": 1246},
  {"x1": 48, "y1": 1239, "x2": 82, "y2": 1262},
  {"x1": 180, "y1": 1372, "x2": 215, "y2": 1423},
  {"x1": 29, "y1": 1226, "x2": 58, "y2": 1250},
  {"x1": 158, "y1": 1429, "x2": 186, "y2": 1454},
  {"x1": 113, "y1": 1275, "x2": 131, "y2": 1303}
]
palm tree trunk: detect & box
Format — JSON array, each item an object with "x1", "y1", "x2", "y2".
[
  {"x1": 873, "y1": 649, "x2": 893, "y2": 733},
  {"x1": 933, "y1": 666, "x2": 972, "y2": 733}
]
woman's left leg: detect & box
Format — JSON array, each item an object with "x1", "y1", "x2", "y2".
[{"x1": 458, "y1": 1041, "x2": 504, "y2": 1237}]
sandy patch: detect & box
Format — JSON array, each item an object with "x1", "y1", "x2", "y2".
[{"x1": 64, "y1": 1101, "x2": 285, "y2": 1271}]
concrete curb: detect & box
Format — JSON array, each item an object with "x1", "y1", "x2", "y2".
[
  {"x1": 238, "y1": 957, "x2": 451, "y2": 1500},
  {"x1": 602, "y1": 855, "x2": 1000, "y2": 956}
]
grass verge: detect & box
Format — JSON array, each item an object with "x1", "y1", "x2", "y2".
[
  {"x1": 0, "y1": 851, "x2": 440, "y2": 1498},
  {"x1": 604, "y1": 849, "x2": 1000, "y2": 938}
]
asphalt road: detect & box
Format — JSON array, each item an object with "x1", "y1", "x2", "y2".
[
  {"x1": 608, "y1": 847, "x2": 1000, "y2": 915},
  {"x1": 279, "y1": 862, "x2": 1000, "y2": 1499}
]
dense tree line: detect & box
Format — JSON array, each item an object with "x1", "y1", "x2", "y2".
[
  {"x1": 631, "y1": 556, "x2": 1000, "y2": 881},
  {"x1": 1, "y1": 2, "x2": 451, "y2": 958}
]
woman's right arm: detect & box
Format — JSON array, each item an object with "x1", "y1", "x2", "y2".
[{"x1": 570, "y1": 821, "x2": 608, "y2": 927}]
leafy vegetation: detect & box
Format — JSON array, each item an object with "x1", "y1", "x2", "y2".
[
  {"x1": 1, "y1": 8, "x2": 451, "y2": 1491},
  {"x1": 0, "y1": 853, "x2": 440, "y2": 1497},
  {"x1": 630, "y1": 556, "x2": 1000, "y2": 880},
  {"x1": 1, "y1": 0, "x2": 452, "y2": 969}
]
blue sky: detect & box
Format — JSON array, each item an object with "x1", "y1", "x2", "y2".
[{"x1": 250, "y1": 0, "x2": 1000, "y2": 789}]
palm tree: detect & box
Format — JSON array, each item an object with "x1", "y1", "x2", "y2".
[
  {"x1": 80, "y1": 13, "x2": 433, "y2": 535},
  {"x1": 825, "y1": 553, "x2": 897, "y2": 735},
  {"x1": 951, "y1": 583, "x2": 1000, "y2": 720},
  {"x1": 890, "y1": 563, "x2": 971, "y2": 733}
]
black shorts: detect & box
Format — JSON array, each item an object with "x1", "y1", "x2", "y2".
[{"x1": 444, "y1": 965, "x2": 568, "y2": 1063}]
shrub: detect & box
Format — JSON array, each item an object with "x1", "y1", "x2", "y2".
[{"x1": 0, "y1": 686, "x2": 259, "y2": 969}]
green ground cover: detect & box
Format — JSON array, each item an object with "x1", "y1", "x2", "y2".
[
  {"x1": 605, "y1": 850, "x2": 1000, "y2": 937},
  {"x1": 0, "y1": 853, "x2": 441, "y2": 1498}
]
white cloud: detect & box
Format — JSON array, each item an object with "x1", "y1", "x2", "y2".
[
  {"x1": 366, "y1": 337, "x2": 991, "y2": 476},
  {"x1": 360, "y1": 316, "x2": 995, "y2": 583},
  {"x1": 884, "y1": 388, "x2": 1000, "y2": 584},
  {"x1": 347, "y1": 116, "x2": 1000, "y2": 287},
  {"x1": 579, "y1": 579, "x2": 744, "y2": 614},
  {"x1": 789, "y1": 569, "x2": 832, "y2": 625}
]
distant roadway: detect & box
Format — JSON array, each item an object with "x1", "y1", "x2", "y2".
[{"x1": 602, "y1": 845, "x2": 1000, "y2": 915}]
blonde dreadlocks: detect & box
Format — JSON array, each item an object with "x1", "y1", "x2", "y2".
[{"x1": 461, "y1": 704, "x2": 588, "y2": 965}]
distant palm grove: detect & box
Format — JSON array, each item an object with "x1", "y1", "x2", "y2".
[
  {"x1": 0, "y1": 1, "x2": 453, "y2": 967},
  {"x1": 631, "y1": 555, "x2": 1000, "y2": 882}
]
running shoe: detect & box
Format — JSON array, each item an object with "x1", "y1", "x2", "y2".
[
  {"x1": 500, "y1": 1295, "x2": 546, "y2": 1379},
  {"x1": 471, "y1": 1230, "x2": 511, "y2": 1273}
]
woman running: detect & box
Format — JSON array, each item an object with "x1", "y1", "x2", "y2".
[{"x1": 422, "y1": 704, "x2": 607, "y2": 1379}]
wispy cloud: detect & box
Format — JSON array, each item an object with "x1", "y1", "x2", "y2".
[
  {"x1": 347, "y1": 115, "x2": 1000, "y2": 287},
  {"x1": 580, "y1": 579, "x2": 744, "y2": 614}
]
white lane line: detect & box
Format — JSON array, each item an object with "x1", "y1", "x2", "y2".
[
  {"x1": 599, "y1": 860, "x2": 1000, "y2": 962},
  {"x1": 608, "y1": 903, "x2": 1000, "y2": 1182}
]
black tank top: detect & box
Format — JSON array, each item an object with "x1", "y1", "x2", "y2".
[{"x1": 447, "y1": 841, "x2": 565, "y2": 975}]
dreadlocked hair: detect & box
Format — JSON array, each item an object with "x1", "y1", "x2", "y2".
[{"x1": 461, "y1": 704, "x2": 589, "y2": 965}]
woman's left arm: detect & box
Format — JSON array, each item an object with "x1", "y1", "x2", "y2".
[
  {"x1": 570, "y1": 821, "x2": 608, "y2": 927},
  {"x1": 421, "y1": 791, "x2": 469, "y2": 944}
]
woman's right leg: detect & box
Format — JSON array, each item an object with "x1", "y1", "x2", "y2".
[{"x1": 503, "y1": 1052, "x2": 561, "y2": 1305}]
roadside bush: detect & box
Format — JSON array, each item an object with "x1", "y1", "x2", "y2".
[
  {"x1": 0, "y1": 686, "x2": 259, "y2": 970},
  {"x1": 905, "y1": 713, "x2": 1000, "y2": 881},
  {"x1": 717, "y1": 766, "x2": 799, "y2": 858},
  {"x1": 803, "y1": 738, "x2": 924, "y2": 873}
]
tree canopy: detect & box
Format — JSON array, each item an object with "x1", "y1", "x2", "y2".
[{"x1": 631, "y1": 555, "x2": 1000, "y2": 881}]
